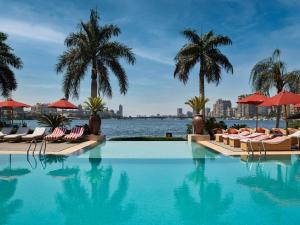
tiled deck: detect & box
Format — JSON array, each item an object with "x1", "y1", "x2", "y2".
[
  {"x1": 198, "y1": 140, "x2": 300, "y2": 156},
  {"x1": 0, "y1": 141, "x2": 97, "y2": 155}
]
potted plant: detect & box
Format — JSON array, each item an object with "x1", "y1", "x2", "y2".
[
  {"x1": 84, "y1": 97, "x2": 105, "y2": 135},
  {"x1": 185, "y1": 96, "x2": 209, "y2": 134}
]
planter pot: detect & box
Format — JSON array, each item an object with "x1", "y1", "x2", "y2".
[
  {"x1": 89, "y1": 114, "x2": 101, "y2": 135},
  {"x1": 192, "y1": 114, "x2": 204, "y2": 134}
]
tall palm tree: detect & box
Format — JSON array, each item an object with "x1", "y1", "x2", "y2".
[
  {"x1": 56, "y1": 9, "x2": 135, "y2": 99},
  {"x1": 250, "y1": 49, "x2": 300, "y2": 127},
  {"x1": 0, "y1": 32, "x2": 23, "y2": 97},
  {"x1": 174, "y1": 29, "x2": 233, "y2": 120}
]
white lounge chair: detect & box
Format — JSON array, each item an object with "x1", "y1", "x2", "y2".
[
  {"x1": 4, "y1": 127, "x2": 29, "y2": 142},
  {"x1": 22, "y1": 127, "x2": 46, "y2": 142},
  {"x1": 0, "y1": 127, "x2": 13, "y2": 140}
]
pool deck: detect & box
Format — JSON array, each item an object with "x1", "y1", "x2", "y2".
[
  {"x1": 0, "y1": 141, "x2": 98, "y2": 155},
  {"x1": 198, "y1": 140, "x2": 300, "y2": 156}
]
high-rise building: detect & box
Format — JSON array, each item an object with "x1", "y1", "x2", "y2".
[
  {"x1": 236, "y1": 94, "x2": 258, "y2": 118},
  {"x1": 117, "y1": 104, "x2": 123, "y2": 117},
  {"x1": 177, "y1": 108, "x2": 183, "y2": 117},
  {"x1": 212, "y1": 99, "x2": 232, "y2": 117}
]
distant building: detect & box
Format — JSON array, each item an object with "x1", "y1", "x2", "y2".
[
  {"x1": 177, "y1": 108, "x2": 184, "y2": 117},
  {"x1": 212, "y1": 99, "x2": 232, "y2": 117},
  {"x1": 30, "y1": 103, "x2": 57, "y2": 114},
  {"x1": 117, "y1": 104, "x2": 123, "y2": 117},
  {"x1": 205, "y1": 107, "x2": 211, "y2": 117},
  {"x1": 186, "y1": 111, "x2": 193, "y2": 117},
  {"x1": 236, "y1": 94, "x2": 258, "y2": 118}
]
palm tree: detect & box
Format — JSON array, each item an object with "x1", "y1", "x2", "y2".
[
  {"x1": 56, "y1": 9, "x2": 135, "y2": 99},
  {"x1": 185, "y1": 96, "x2": 209, "y2": 115},
  {"x1": 174, "y1": 29, "x2": 233, "y2": 120},
  {"x1": 250, "y1": 49, "x2": 300, "y2": 127},
  {"x1": 0, "y1": 32, "x2": 23, "y2": 97}
]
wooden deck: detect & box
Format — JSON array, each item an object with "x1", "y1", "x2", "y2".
[
  {"x1": 0, "y1": 140, "x2": 97, "y2": 155},
  {"x1": 198, "y1": 140, "x2": 300, "y2": 156}
]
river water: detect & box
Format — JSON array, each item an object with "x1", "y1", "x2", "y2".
[{"x1": 20, "y1": 118, "x2": 285, "y2": 138}]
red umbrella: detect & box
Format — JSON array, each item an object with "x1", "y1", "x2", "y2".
[
  {"x1": 259, "y1": 91, "x2": 300, "y2": 129},
  {"x1": 237, "y1": 92, "x2": 268, "y2": 128},
  {"x1": 48, "y1": 98, "x2": 77, "y2": 109},
  {"x1": 0, "y1": 98, "x2": 31, "y2": 124}
]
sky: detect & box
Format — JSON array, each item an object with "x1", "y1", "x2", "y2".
[{"x1": 1, "y1": 0, "x2": 300, "y2": 116}]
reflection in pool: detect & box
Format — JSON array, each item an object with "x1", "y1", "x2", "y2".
[{"x1": 0, "y1": 141, "x2": 300, "y2": 225}]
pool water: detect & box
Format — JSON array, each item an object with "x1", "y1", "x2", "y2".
[{"x1": 1, "y1": 141, "x2": 300, "y2": 225}]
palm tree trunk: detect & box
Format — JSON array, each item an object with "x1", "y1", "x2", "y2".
[
  {"x1": 91, "y1": 67, "x2": 97, "y2": 98},
  {"x1": 275, "y1": 106, "x2": 281, "y2": 128},
  {"x1": 199, "y1": 64, "x2": 205, "y2": 121}
]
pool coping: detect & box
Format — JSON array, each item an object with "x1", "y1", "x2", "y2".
[
  {"x1": 0, "y1": 141, "x2": 98, "y2": 155},
  {"x1": 198, "y1": 141, "x2": 300, "y2": 156}
]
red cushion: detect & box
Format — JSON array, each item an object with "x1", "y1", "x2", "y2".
[
  {"x1": 272, "y1": 128, "x2": 283, "y2": 134},
  {"x1": 228, "y1": 128, "x2": 238, "y2": 134},
  {"x1": 256, "y1": 128, "x2": 265, "y2": 133},
  {"x1": 240, "y1": 128, "x2": 250, "y2": 132}
]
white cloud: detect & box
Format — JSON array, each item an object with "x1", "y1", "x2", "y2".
[
  {"x1": 0, "y1": 19, "x2": 65, "y2": 44},
  {"x1": 134, "y1": 48, "x2": 173, "y2": 66}
]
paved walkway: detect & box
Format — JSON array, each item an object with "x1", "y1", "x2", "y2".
[
  {"x1": 0, "y1": 141, "x2": 97, "y2": 155},
  {"x1": 198, "y1": 141, "x2": 300, "y2": 156}
]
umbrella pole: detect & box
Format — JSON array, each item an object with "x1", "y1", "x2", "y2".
[
  {"x1": 284, "y1": 105, "x2": 289, "y2": 133},
  {"x1": 256, "y1": 106, "x2": 258, "y2": 129}
]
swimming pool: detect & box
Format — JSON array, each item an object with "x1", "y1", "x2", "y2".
[{"x1": 0, "y1": 141, "x2": 300, "y2": 225}]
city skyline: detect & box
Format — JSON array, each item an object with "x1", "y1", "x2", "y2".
[{"x1": 1, "y1": 0, "x2": 300, "y2": 115}]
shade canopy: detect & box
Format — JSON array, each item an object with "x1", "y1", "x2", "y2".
[
  {"x1": 259, "y1": 91, "x2": 300, "y2": 107},
  {"x1": 48, "y1": 98, "x2": 77, "y2": 109},
  {"x1": 237, "y1": 92, "x2": 268, "y2": 105},
  {"x1": 0, "y1": 98, "x2": 31, "y2": 108}
]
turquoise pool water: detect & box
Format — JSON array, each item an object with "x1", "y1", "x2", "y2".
[{"x1": 0, "y1": 141, "x2": 300, "y2": 225}]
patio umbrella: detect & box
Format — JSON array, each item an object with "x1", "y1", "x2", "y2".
[
  {"x1": 47, "y1": 167, "x2": 79, "y2": 181},
  {"x1": 259, "y1": 91, "x2": 300, "y2": 130},
  {"x1": 48, "y1": 98, "x2": 78, "y2": 110},
  {"x1": 48, "y1": 98, "x2": 77, "y2": 126},
  {"x1": 0, "y1": 98, "x2": 31, "y2": 125},
  {"x1": 237, "y1": 92, "x2": 268, "y2": 129}
]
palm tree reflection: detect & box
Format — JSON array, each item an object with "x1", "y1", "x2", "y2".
[
  {"x1": 174, "y1": 144, "x2": 232, "y2": 225},
  {"x1": 237, "y1": 160, "x2": 300, "y2": 206},
  {"x1": 56, "y1": 145, "x2": 135, "y2": 225}
]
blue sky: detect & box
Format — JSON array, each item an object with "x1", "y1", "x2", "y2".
[{"x1": 1, "y1": 0, "x2": 300, "y2": 116}]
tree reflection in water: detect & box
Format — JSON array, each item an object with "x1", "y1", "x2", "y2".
[
  {"x1": 56, "y1": 145, "x2": 135, "y2": 225},
  {"x1": 174, "y1": 144, "x2": 233, "y2": 225},
  {"x1": 0, "y1": 179, "x2": 21, "y2": 225},
  {"x1": 237, "y1": 158, "x2": 300, "y2": 206}
]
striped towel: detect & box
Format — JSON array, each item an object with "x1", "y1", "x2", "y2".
[
  {"x1": 64, "y1": 127, "x2": 84, "y2": 141},
  {"x1": 44, "y1": 127, "x2": 67, "y2": 141}
]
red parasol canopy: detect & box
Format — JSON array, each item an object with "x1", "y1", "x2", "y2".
[
  {"x1": 259, "y1": 91, "x2": 300, "y2": 107},
  {"x1": 237, "y1": 92, "x2": 268, "y2": 105},
  {"x1": 237, "y1": 92, "x2": 269, "y2": 129},
  {"x1": 259, "y1": 91, "x2": 300, "y2": 130},
  {"x1": 0, "y1": 98, "x2": 31, "y2": 108},
  {"x1": 48, "y1": 98, "x2": 77, "y2": 109}
]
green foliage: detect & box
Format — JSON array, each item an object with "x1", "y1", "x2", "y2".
[
  {"x1": 186, "y1": 124, "x2": 193, "y2": 135},
  {"x1": 288, "y1": 120, "x2": 300, "y2": 129},
  {"x1": 56, "y1": 8, "x2": 135, "y2": 99},
  {"x1": 0, "y1": 32, "x2": 23, "y2": 97},
  {"x1": 185, "y1": 96, "x2": 209, "y2": 114},
  {"x1": 109, "y1": 136, "x2": 186, "y2": 141},
  {"x1": 37, "y1": 114, "x2": 70, "y2": 131},
  {"x1": 204, "y1": 117, "x2": 227, "y2": 138},
  {"x1": 84, "y1": 97, "x2": 105, "y2": 115},
  {"x1": 230, "y1": 124, "x2": 247, "y2": 129}
]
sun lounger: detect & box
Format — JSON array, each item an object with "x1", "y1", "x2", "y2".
[
  {"x1": 63, "y1": 127, "x2": 84, "y2": 142},
  {"x1": 229, "y1": 132, "x2": 263, "y2": 148},
  {"x1": 222, "y1": 130, "x2": 250, "y2": 145},
  {"x1": 240, "y1": 135, "x2": 272, "y2": 151},
  {"x1": 44, "y1": 127, "x2": 67, "y2": 142},
  {"x1": 0, "y1": 127, "x2": 13, "y2": 140},
  {"x1": 22, "y1": 127, "x2": 46, "y2": 142},
  {"x1": 261, "y1": 136, "x2": 291, "y2": 151},
  {"x1": 288, "y1": 130, "x2": 300, "y2": 147},
  {"x1": 4, "y1": 127, "x2": 29, "y2": 142}
]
